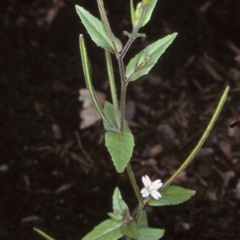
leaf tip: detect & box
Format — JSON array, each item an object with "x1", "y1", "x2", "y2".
[
  {"x1": 173, "y1": 32, "x2": 178, "y2": 37},
  {"x1": 116, "y1": 167, "x2": 125, "y2": 173},
  {"x1": 75, "y1": 4, "x2": 80, "y2": 11}
]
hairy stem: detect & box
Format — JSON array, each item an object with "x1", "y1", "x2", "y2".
[
  {"x1": 117, "y1": 56, "x2": 127, "y2": 133},
  {"x1": 120, "y1": 39, "x2": 134, "y2": 59},
  {"x1": 115, "y1": 0, "x2": 152, "y2": 219},
  {"x1": 97, "y1": 0, "x2": 118, "y2": 53},
  {"x1": 117, "y1": 1, "x2": 150, "y2": 131}
]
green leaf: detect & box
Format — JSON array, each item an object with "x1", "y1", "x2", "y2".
[
  {"x1": 103, "y1": 101, "x2": 120, "y2": 132},
  {"x1": 112, "y1": 187, "x2": 129, "y2": 217},
  {"x1": 126, "y1": 33, "x2": 177, "y2": 81},
  {"x1": 107, "y1": 212, "x2": 123, "y2": 221},
  {"x1": 135, "y1": 2, "x2": 143, "y2": 20},
  {"x1": 132, "y1": 0, "x2": 158, "y2": 28},
  {"x1": 113, "y1": 37, "x2": 123, "y2": 53},
  {"x1": 121, "y1": 221, "x2": 138, "y2": 238},
  {"x1": 148, "y1": 185, "x2": 196, "y2": 207},
  {"x1": 33, "y1": 228, "x2": 55, "y2": 240},
  {"x1": 141, "y1": 0, "x2": 158, "y2": 27},
  {"x1": 103, "y1": 103, "x2": 134, "y2": 173},
  {"x1": 130, "y1": 0, "x2": 137, "y2": 24},
  {"x1": 137, "y1": 210, "x2": 148, "y2": 228},
  {"x1": 96, "y1": 0, "x2": 122, "y2": 52},
  {"x1": 82, "y1": 219, "x2": 123, "y2": 240},
  {"x1": 138, "y1": 227, "x2": 165, "y2": 240},
  {"x1": 105, "y1": 129, "x2": 134, "y2": 173},
  {"x1": 76, "y1": 5, "x2": 119, "y2": 51}
]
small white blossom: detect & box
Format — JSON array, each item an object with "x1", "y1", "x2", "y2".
[{"x1": 141, "y1": 175, "x2": 163, "y2": 200}]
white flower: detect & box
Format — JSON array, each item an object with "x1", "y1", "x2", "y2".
[{"x1": 141, "y1": 175, "x2": 163, "y2": 200}]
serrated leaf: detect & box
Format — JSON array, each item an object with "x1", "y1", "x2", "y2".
[
  {"x1": 138, "y1": 227, "x2": 165, "y2": 240},
  {"x1": 121, "y1": 221, "x2": 138, "y2": 238},
  {"x1": 148, "y1": 185, "x2": 196, "y2": 207},
  {"x1": 82, "y1": 219, "x2": 123, "y2": 240},
  {"x1": 33, "y1": 228, "x2": 55, "y2": 240},
  {"x1": 112, "y1": 187, "x2": 129, "y2": 217},
  {"x1": 103, "y1": 103, "x2": 134, "y2": 172},
  {"x1": 126, "y1": 33, "x2": 177, "y2": 81},
  {"x1": 141, "y1": 0, "x2": 158, "y2": 27},
  {"x1": 76, "y1": 5, "x2": 120, "y2": 51},
  {"x1": 105, "y1": 129, "x2": 134, "y2": 173},
  {"x1": 137, "y1": 210, "x2": 148, "y2": 228}
]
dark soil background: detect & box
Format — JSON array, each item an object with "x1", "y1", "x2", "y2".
[{"x1": 1, "y1": 0, "x2": 240, "y2": 239}]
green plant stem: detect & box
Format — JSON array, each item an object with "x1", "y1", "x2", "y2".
[
  {"x1": 135, "y1": 203, "x2": 144, "y2": 224},
  {"x1": 120, "y1": 2, "x2": 148, "y2": 59},
  {"x1": 117, "y1": 28, "x2": 144, "y2": 222},
  {"x1": 117, "y1": 2, "x2": 150, "y2": 131},
  {"x1": 119, "y1": 82, "x2": 126, "y2": 133},
  {"x1": 127, "y1": 165, "x2": 144, "y2": 225},
  {"x1": 105, "y1": 50, "x2": 118, "y2": 111},
  {"x1": 163, "y1": 85, "x2": 230, "y2": 189},
  {"x1": 97, "y1": 0, "x2": 118, "y2": 53},
  {"x1": 120, "y1": 39, "x2": 134, "y2": 59},
  {"x1": 115, "y1": 1, "x2": 151, "y2": 220},
  {"x1": 120, "y1": 1, "x2": 149, "y2": 59},
  {"x1": 117, "y1": 56, "x2": 127, "y2": 133},
  {"x1": 127, "y1": 163, "x2": 144, "y2": 206}
]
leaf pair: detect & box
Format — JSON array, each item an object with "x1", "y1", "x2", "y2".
[
  {"x1": 82, "y1": 188, "x2": 165, "y2": 240},
  {"x1": 130, "y1": 210, "x2": 165, "y2": 240},
  {"x1": 76, "y1": 1, "x2": 160, "y2": 52},
  {"x1": 34, "y1": 186, "x2": 196, "y2": 240},
  {"x1": 130, "y1": 0, "x2": 159, "y2": 27}
]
